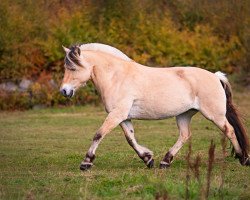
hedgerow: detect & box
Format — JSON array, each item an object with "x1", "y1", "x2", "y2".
[{"x1": 0, "y1": 0, "x2": 249, "y2": 109}]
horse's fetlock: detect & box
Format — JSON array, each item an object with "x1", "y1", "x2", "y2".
[
  {"x1": 141, "y1": 151, "x2": 152, "y2": 159},
  {"x1": 85, "y1": 153, "x2": 96, "y2": 163},
  {"x1": 160, "y1": 152, "x2": 174, "y2": 169},
  {"x1": 139, "y1": 151, "x2": 153, "y2": 166},
  {"x1": 143, "y1": 157, "x2": 149, "y2": 162},
  {"x1": 163, "y1": 152, "x2": 173, "y2": 164}
]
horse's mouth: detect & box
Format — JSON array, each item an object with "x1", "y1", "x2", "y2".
[{"x1": 68, "y1": 90, "x2": 74, "y2": 98}]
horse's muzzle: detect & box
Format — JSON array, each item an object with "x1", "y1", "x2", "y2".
[{"x1": 60, "y1": 88, "x2": 74, "y2": 98}]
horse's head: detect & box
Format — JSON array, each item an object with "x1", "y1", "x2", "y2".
[{"x1": 60, "y1": 45, "x2": 93, "y2": 98}]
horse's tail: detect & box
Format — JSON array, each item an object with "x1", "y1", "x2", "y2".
[{"x1": 215, "y1": 71, "x2": 249, "y2": 163}]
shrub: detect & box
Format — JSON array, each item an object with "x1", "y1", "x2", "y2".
[{"x1": 0, "y1": 0, "x2": 248, "y2": 110}]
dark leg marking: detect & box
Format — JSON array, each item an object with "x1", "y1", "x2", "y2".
[
  {"x1": 140, "y1": 152, "x2": 154, "y2": 168},
  {"x1": 85, "y1": 153, "x2": 96, "y2": 163},
  {"x1": 80, "y1": 132, "x2": 101, "y2": 171},
  {"x1": 93, "y1": 133, "x2": 102, "y2": 141},
  {"x1": 160, "y1": 152, "x2": 173, "y2": 169}
]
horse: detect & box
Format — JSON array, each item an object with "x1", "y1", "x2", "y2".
[{"x1": 60, "y1": 43, "x2": 249, "y2": 170}]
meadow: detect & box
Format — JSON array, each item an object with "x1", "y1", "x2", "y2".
[{"x1": 0, "y1": 85, "x2": 250, "y2": 199}]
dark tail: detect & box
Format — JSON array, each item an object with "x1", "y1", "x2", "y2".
[{"x1": 216, "y1": 72, "x2": 249, "y2": 163}]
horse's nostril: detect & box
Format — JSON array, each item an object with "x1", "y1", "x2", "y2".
[{"x1": 61, "y1": 89, "x2": 67, "y2": 96}]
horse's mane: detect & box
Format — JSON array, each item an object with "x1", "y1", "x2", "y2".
[
  {"x1": 65, "y1": 43, "x2": 131, "y2": 70},
  {"x1": 80, "y1": 43, "x2": 131, "y2": 61}
]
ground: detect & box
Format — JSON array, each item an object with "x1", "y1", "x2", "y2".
[{"x1": 0, "y1": 86, "x2": 250, "y2": 199}]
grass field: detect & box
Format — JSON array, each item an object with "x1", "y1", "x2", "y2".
[{"x1": 0, "y1": 88, "x2": 250, "y2": 199}]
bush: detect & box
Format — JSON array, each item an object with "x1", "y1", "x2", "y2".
[{"x1": 0, "y1": 0, "x2": 249, "y2": 110}]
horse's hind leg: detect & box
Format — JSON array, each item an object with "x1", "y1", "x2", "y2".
[
  {"x1": 160, "y1": 110, "x2": 197, "y2": 169},
  {"x1": 208, "y1": 115, "x2": 242, "y2": 158},
  {"x1": 120, "y1": 120, "x2": 154, "y2": 168},
  {"x1": 200, "y1": 105, "x2": 246, "y2": 164}
]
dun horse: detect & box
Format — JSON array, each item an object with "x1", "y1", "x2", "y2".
[{"x1": 60, "y1": 43, "x2": 249, "y2": 170}]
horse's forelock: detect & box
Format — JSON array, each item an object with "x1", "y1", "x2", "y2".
[{"x1": 65, "y1": 45, "x2": 81, "y2": 70}]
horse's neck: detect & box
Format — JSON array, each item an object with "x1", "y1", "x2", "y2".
[
  {"x1": 89, "y1": 54, "x2": 126, "y2": 97},
  {"x1": 91, "y1": 65, "x2": 112, "y2": 95}
]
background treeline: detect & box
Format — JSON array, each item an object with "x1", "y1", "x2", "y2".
[{"x1": 0, "y1": 0, "x2": 249, "y2": 110}]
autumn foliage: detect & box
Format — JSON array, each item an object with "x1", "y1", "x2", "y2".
[{"x1": 0, "y1": 0, "x2": 249, "y2": 109}]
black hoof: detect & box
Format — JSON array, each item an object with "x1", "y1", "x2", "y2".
[
  {"x1": 246, "y1": 161, "x2": 250, "y2": 166},
  {"x1": 80, "y1": 163, "x2": 92, "y2": 171},
  {"x1": 147, "y1": 159, "x2": 154, "y2": 168},
  {"x1": 159, "y1": 163, "x2": 170, "y2": 169},
  {"x1": 243, "y1": 158, "x2": 250, "y2": 166},
  {"x1": 237, "y1": 154, "x2": 250, "y2": 166}
]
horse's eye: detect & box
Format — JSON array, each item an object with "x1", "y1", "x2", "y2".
[{"x1": 66, "y1": 67, "x2": 76, "y2": 72}]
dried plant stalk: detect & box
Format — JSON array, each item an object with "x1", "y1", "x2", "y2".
[{"x1": 205, "y1": 140, "x2": 216, "y2": 198}]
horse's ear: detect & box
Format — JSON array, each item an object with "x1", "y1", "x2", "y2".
[{"x1": 62, "y1": 45, "x2": 70, "y2": 54}]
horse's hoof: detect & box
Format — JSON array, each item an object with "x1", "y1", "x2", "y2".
[
  {"x1": 147, "y1": 158, "x2": 154, "y2": 168},
  {"x1": 238, "y1": 155, "x2": 250, "y2": 166},
  {"x1": 159, "y1": 164, "x2": 170, "y2": 169},
  {"x1": 159, "y1": 161, "x2": 170, "y2": 169},
  {"x1": 244, "y1": 157, "x2": 250, "y2": 166},
  {"x1": 80, "y1": 163, "x2": 92, "y2": 171}
]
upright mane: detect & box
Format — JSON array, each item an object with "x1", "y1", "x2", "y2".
[
  {"x1": 64, "y1": 43, "x2": 132, "y2": 70},
  {"x1": 80, "y1": 43, "x2": 132, "y2": 61}
]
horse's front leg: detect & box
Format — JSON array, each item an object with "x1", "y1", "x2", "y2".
[
  {"x1": 80, "y1": 107, "x2": 129, "y2": 171},
  {"x1": 120, "y1": 120, "x2": 154, "y2": 168}
]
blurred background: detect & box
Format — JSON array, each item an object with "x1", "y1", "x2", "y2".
[{"x1": 0, "y1": 0, "x2": 249, "y2": 110}]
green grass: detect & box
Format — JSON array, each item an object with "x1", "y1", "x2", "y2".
[{"x1": 0, "y1": 90, "x2": 250, "y2": 199}]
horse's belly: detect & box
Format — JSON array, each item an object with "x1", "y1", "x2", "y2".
[
  {"x1": 128, "y1": 106, "x2": 171, "y2": 119},
  {"x1": 128, "y1": 99, "x2": 194, "y2": 120}
]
